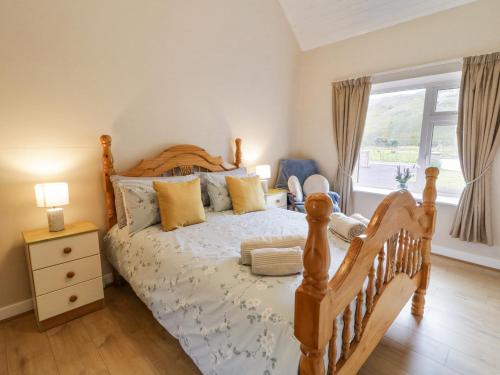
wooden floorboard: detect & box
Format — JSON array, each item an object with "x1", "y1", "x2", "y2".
[
  {"x1": 1, "y1": 254, "x2": 499, "y2": 374},
  {"x1": 0, "y1": 322, "x2": 7, "y2": 375},
  {"x1": 4, "y1": 314, "x2": 59, "y2": 375},
  {"x1": 47, "y1": 319, "x2": 109, "y2": 375}
]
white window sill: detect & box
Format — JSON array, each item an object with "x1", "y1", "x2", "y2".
[{"x1": 353, "y1": 185, "x2": 459, "y2": 206}]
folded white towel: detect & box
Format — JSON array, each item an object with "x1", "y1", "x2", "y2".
[
  {"x1": 351, "y1": 213, "x2": 370, "y2": 226},
  {"x1": 240, "y1": 235, "x2": 307, "y2": 265},
  {"x1": 251, "y1": 247, "x2": 303, "y2": 276},
  {"x1": 330, "y1": 212, "x2": 366, "y2": 242}
]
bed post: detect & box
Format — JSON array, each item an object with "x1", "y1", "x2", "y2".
[
  {"x1": 295, "y1": 193, "x2": 333, "y2": 375},
  {"x1": 100, "y1": 135, "x2": 117, "y2": 229},
  {"x1": 234, "y1": 138, "x2": 242, "y2": 168},
  {"x1": 411, "y1": 167, "x2": 439, "y2": 317},
  {"x1": 100, "y1": 135, "x2": 125, "y2": 286}
]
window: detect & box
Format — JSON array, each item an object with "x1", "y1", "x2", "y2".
[{"x1": 355, "y1": 73, "x2": 465, "y2": 197}]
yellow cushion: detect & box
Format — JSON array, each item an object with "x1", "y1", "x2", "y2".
[
  {"x1": 225, "y1": 176, "x2": 266, "y2": 215},
  {"x1": 153, "y1": 178, "x2": 206, "y2": 231}
]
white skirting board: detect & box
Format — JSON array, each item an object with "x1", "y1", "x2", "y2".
[
  {"x1": 0, "y1": 272, "x2": 114, "y2": 321},
  {"x1": 432, "y1": 245, "x2": 500, "y2": 270},
  {"x1": 0, "y1": 298, "x2": 33, "y2": 321}
]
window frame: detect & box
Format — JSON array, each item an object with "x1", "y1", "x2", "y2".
[{"x1": 355, "y1": 76, "x2": 462, "y2": 196}]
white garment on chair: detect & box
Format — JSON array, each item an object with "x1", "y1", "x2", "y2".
[
  {"x1": 287, "y1": 175, "x2": 303, "y2": 202},
  {"x1": 303, "y1": 174, "x2": 330, "y2": 196}
]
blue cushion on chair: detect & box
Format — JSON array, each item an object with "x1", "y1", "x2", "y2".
[
  {"x1": 328, "y1": 191, "x2": 341, "y2": 213},
  {"x1": 276, "y1": 159, "x2": 319, "y2": 190}
]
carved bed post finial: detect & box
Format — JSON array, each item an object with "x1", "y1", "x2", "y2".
[
  {"x1": 422, "y1": 167, "x2": 439, "y2": 214},
  {"x1": 234, "y1": 138, "x2": 242, "y2": 168},
  {"x1": 100, "y1": 135, "x2": 117, "y2": 229},
  {"x1": 412, "y1": 167, "x2": 439, "y2": 317},
  {"x1": 303, "y1": 194, "x2": 332, "y2": 295},
  {"x1": 295, "y1": 193, "x2": 332, "y2": 375}
]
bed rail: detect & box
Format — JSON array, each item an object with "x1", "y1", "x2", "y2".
[{"x1": 295, "y1": 167, "x2": 438, "y2": 375}]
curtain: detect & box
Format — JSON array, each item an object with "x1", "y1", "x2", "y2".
[
  {"x1": 450, "y1": 52, "x2": 500, "y2": 245},
  {"x1": 331, "y1": 77, "x2": 371, "y2": 214}
]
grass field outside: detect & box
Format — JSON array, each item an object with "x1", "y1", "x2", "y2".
[{"x1": 365, "y1": 147, "x2": 419, "y2": 164}]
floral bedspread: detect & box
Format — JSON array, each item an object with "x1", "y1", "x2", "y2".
[{"x1": 104, "y1": 208, "x2": 348, "y2": 375}]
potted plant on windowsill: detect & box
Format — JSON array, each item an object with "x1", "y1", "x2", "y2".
[{"x1": 395, "y1": 165, "x2": 412, "y2": 190}]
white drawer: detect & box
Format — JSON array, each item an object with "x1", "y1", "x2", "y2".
[
  {"x1": 266, "y1": 193, "x2": 287, "y2": 209},
  {"x1": 33, "y1": 255, "x2": 102, "y2": 296},
  {"x1": 36, "y1": 277, "x2": 104, "y2": 321},
  {"x1": 29, "y1": 231, "x2": 99, "y2": 270}
]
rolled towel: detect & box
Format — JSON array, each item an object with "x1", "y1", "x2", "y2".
[
  {"x1": 330, "y1": 212, "x2": 366, "y2": 242},
  {"x1": 351, "y1": 213, "x2": 370, "y2": 226},
  {"x1": 240, "y1": 235, "x2": 306, "y2": 265},
  {"x1": 251, "y1": 247, "x2": 303, "y2": 276}
]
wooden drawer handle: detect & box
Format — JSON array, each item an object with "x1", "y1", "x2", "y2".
[
  {"x1": 69, "y1": 295, "x2": 78, "y2": 302},
  {"x1": 63, "y1": 247, "x2": 72, "y2": 254},
  {"x1": 66, "y1": 271, "x2": 75, "y2": 279}
]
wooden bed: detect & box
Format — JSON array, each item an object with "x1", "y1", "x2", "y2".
[{"x1": 100, "y1": 134, "x2": 438, "y2": 375}]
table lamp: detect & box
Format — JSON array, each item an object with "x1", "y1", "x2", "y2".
[
  {"x1": 34, "y1": 182, "x2": 69, "y2": 232},
  {"x1": 255, "y1": 164, "x2": 271, "y2": 193}
]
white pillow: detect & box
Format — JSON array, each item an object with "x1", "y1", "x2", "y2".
[
  {"x1": 303, "y1": 174, "x2": 330, "y2": 196},
  {"x1": 120, "y1": 184, "x2": 161, "y2": 235},
  {"x1": 287, "y1": 175, "x2": 303, "y2": 202}
]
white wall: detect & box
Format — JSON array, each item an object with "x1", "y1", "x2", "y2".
[
  {"x1": 295, "y1": 0, "x2": 500, "y2": 267},
  {"x1": 0, "y1": 0, "x2": 299, "y2": 310}
]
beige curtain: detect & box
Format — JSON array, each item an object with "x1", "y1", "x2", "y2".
[
  {"x1": 331, "y1": 77, "x2": 371, "y2": 213},
  {"x1": 450, "y1": 52, "x2": 500, "y2": 245}
]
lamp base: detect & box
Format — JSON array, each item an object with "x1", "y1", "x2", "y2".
[
  {"x1": 47, "y1": 208, "x2": 65, "y2": 232},
  {"x1": 260, "y1": 179, "x2": 269, "y2": 193}
]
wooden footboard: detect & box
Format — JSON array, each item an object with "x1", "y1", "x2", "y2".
[{"x1": 295, "y1": 167, "x2": 438, "y2": 375}]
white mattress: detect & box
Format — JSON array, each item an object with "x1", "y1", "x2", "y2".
[{"x1": 104, "y1": 208, "x2": 350, "y2": 375}]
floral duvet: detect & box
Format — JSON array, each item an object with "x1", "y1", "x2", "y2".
[{"x1": 104, "y1": 208, "x2": 347, "y2": 375}]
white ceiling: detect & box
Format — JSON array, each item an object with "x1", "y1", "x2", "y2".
[{"x1": 278, "y1": 0, "x2": 477, "y2": 51}]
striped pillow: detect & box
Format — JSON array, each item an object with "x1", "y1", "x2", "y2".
[
  {"x1": 251, "y1": 247, "x2": 303, "y2": 276},
  {"x1": 240, "y1": 235, "x2": 306, "y2": 265},
  {"x1": 329, "y1": 212, "x2": 366, "y2": 242}
]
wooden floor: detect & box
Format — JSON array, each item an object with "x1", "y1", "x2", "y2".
[{"x1": 1, "y1": 254, "x2": 499, "y2": 375}]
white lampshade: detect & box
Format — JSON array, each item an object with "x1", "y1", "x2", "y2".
[
  {"x1": 35, "y1": 182, "x2": 69, "y2": 208},
  {"x1": 255, "y1": 164, "x2": 271, "y2": 180}
]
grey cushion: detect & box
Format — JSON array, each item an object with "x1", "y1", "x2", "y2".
[
  {"x1": 206, "y1": 174, "x2": 233, "y2": 212},
  {"x1": 196, "y1": 167, "x2": 247, "y2": 206}
]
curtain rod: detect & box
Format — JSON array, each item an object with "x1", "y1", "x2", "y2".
[
  {"x1": 332, "y1": 57, "x2": 463, "y2": 83},
  {"x1": 371, "y1": 57, "x2": 463, "y2": 78}
]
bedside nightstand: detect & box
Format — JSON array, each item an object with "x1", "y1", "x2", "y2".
[
  {"x1": 265, "y1": 188, "x2": 288, "y2": 209},
  {"x1": 22, "y1": 221, "x2": 104, "y2": 331}
]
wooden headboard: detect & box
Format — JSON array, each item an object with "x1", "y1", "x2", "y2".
[{"x1": 99, "y1": 135, "x2": 242, "y2": 229}]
